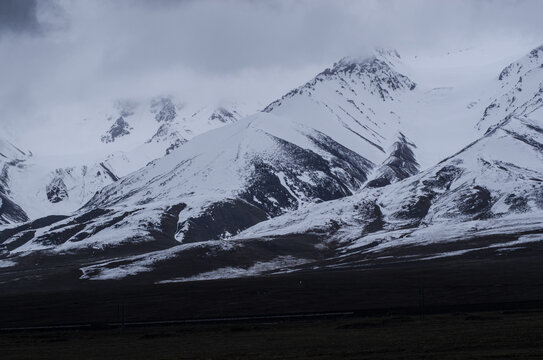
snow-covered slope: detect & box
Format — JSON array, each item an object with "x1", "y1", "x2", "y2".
[
  {"x1": 478, "y1": 45, "x2": 543, "y2": 131},
  {"x1": 6, "y1": 155, "x2": 120, "y2": 220},
  {"x1": 263, "y1": 50, "x2": 416, "y2": 161}
]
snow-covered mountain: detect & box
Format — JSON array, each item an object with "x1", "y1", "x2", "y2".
[
  {"x1": 0, "y1": 50, "x2": 420, "y2": 256},
  {"x1": 0, "y1": 97, "x2": 249, "y2": 223},
  {"x1": 72, "y1": 105, "x2": 543, "y2": 283},
  {"x1": 100, "y1": 97, "x2": 247, "y2": 152},
  {"x1": 1, "y1": 45, "x2": 543, "y2": 285},
  {"x1": 4, "y1": 44, "x2": 522, "y2": 226},
  {"x1": 228, "y1": 47, "x2": 543, "y2": 271}
]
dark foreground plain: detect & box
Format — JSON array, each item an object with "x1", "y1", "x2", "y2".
[
  {"x1": 2, "y1": 310, "x2": 543, "y2": 359},
  {"x1": 1, "y1": 254, "x2": 543, "y2": 358}
]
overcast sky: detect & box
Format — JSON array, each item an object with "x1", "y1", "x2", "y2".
[{"x1": 1, "y1": 0, "x2": 543, "y2": 137}]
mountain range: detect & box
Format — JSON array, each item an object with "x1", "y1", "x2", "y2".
[
  {"x1": 1, "y1": 45, "x2": 542, "y2": 287},
  {"x1": 0, "y1": 97, "x2": 250, "y2": 222}
]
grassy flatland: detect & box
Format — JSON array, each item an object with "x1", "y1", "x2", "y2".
[
  {"x1": 2, "y1": 310, "x2": 543, "y2": 359},
  {"x1": 2, "y1": 254, "x2": 543, "y2": 359}
]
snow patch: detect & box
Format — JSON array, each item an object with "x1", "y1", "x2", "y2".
[{"x1": 158, "y1": 256, "x2": 309, "y2": 283}]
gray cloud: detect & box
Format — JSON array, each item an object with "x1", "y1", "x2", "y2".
[
  {"x1": 0, "y1": 0, "x2": 67, "y2": 39},
  {"x1": 1, "y1": 0, "x2": 542, "y2": 139},
  {"x1": 0, "y1": 0, "x2": 40, "y2": 34}
]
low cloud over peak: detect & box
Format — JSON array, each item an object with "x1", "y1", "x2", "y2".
[{"x1": 1, "y1": 0, "x2": 542, "y2": 137}]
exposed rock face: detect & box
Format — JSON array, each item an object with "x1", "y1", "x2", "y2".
[
  {"x1": 209, "y1": 107, "x2": 240, "y2": 123},
  {"x1": 152, "y1": 97, "x2": 177, "y2": 123},
  {"x1": 148, "y1": 123, "x2": 183, "y2": 144},
  {"x1": 238, "y1": 132, "x2": 374, "y2": 218},
  {"x1": 101, "y1": 117, "x2": 133, "y2": 143},
  {"x1": 366, "y1": 133, "x2": 419, "y2": 188},
  {"x1": 165, "y1": 139, "x2": 186, "y2": 155},
  {"x1": 0, "y1": 193, "x2": 29, "y2": 224},
  {"x1": 179, "y1": 200, "x2": 269, "y2": 243},
  {"x1": 46, "y1": 177, "x2": 69, "y2": 203}
]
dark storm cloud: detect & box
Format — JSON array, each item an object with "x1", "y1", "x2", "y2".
[{"x1": 0, "y1": 0, "x2": 40, "y2": 34}]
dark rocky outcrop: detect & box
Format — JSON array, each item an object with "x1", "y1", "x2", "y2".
[
  {"x1": 457, "y1": 186, "x2": 492, "y2": 216},
  {"x1": 101, "y1": 117, "x2": 133, "y2": 143},
  {"x1": 209, "y1": 107, "x2": 239, "y2": 123},
  {"x1": 179, "y1": 200, "x2": 268, "y2": 243},
  {"x1": 46, "y1": 177, "x2": 69, "y2": 203},
  {"x1": 366, "y1": 133, "x2": 419, "y2": 188},
  {"x1": 152, "y1": 97, "x2": 177, "y2": 123},
  {"x1": 0, "y1": 193, "x2": 29, "y2": 225}
]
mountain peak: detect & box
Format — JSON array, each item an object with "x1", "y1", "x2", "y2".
[
  {"x1": 329, "y1": 48, "x2": 401, "y2": 68},
  {"x1": 264, "y1": 49, "x2": 414, "y2": 113},
  {"x1": 319, "y1": 49, "x2": 401, "y2": 78},
  {"x1": 333, "y1": 55, "x2": 376, "y2": 68},
  {"x1": 315, "y1": 49, "x2": 414, "y2": 97}
]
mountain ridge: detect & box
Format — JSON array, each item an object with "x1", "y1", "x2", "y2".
[{"x1": 1, "y1": 45, "x2": 543, "y2": 285}]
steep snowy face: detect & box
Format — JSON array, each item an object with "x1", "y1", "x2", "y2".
[
  {"x1": 264, "y1": 52, "x2": 416, "y2": 161},
  {"x1": 88, "y1": 113, "x2": 377, "y2": 208},
  {"x1": 152, "y1": 97, "x2": 177, "y2": 123},
  {"x1": 478, "y1": 45, "x2": 543, "y2": 131},
  {"x1": 7, "y1": 158, "x2": 120, "y2": 220},
  {"x1": 0, "y1": 138, "x2": 27, "y2": 162},
  {"x1": 0, "y1": 138, "x2": 29, "y2": 225},
  {"x1": 266, "y1": 51, "x2": 414, "y2": 109}
]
